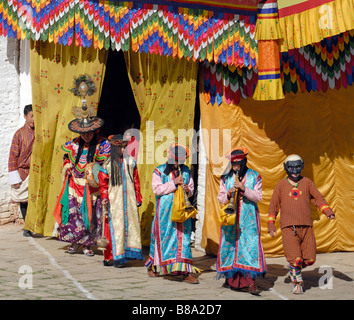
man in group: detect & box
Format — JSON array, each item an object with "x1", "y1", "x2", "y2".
[
  {"x1": 100, "y1": 134, "x2": 144, "y2": 267},
  {"x1": 268, "y1": 154, "x2": 335, "y2": 294},
  {"x1": 145, "y1": 143, "x2": 200, "y2": 284},
  {"x1": 217, "y1": 147, "x2": 266, "y2": 295},
  {"x1": 8, "y1": 104, "x2": 35, "y2": 237}
]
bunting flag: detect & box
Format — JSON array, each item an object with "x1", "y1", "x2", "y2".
[
  {"x1": 203, "y1": 29, "x2": 354, "y2": 105},
  {"x1": 128, "y1": 0, "x2": 261, "y2": 15},
  {"x1": 202, "y1": 60, "x2": 258, "y2": 106},
  {"x1": 278, "y1": 0, "x2": 354, "y2": 52},
  {"x1": 0, "y1": 0, "x2": 259, "y2": 68},
  {"x1": 281, "y1": 29, "x2": 354, "y2": 94}
]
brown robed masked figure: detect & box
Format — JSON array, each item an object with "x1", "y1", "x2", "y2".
[{"x1": 268, "y1": 154, "x2": 335, "y2": 294}]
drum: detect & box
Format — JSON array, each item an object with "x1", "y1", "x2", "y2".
[{"x1": 85, "y1": 162, "x2": 102, "y2": 188}]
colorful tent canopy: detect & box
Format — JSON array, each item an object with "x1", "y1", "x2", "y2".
[
  {"x1": 128, "y1": 0, "x2": 261, "y2": 14},
  {"x1": 1, "y1": 0, "x2": 352, "y2": 102},
  {"x1": 281, "y1": 30, "x2": 354, "y2": 94},
  {"x1": 0, "y1": 0, "x2": 259, "y2": 68},
  {"x1": 202, "y1": 29, "x2": 354, "y2": 105}
]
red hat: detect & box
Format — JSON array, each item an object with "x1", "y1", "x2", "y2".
[
  {"x1": 168, "y1": 144, "x2": 191, "y2": 161},
  {"x1": 225, "y1": 147, "x2": 249, "y2": 163}
]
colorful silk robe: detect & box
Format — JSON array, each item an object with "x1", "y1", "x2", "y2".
[
  {"x1": 100, "y1": 155, "x2": 143, "y2": 266},
  {"x1": 54, "y1": 136, "x2": 110, "y2": 246},
  {"x1": 217, "y1": 169, "x2": 266, "y2": 279},
  {"x1": 145, "y1": 163, "x2": 198, "y2": 275}
]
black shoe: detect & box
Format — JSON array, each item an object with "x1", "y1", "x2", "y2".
[
  {"x1": 23, "y1": 230, "x2": 33, "y2": 237},
  {"x1": 114, "y1": 263, "x2": 126, "y2": 268},
  {"x1": 103, "y1": 260, "x2": 113, "y2": 267},
  {"x1": 248, "y1": 283, "x2": 261, "y2": 296}
]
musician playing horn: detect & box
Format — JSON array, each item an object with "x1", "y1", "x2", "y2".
[
  {"x1": 145, "y1": 144, "x2": 200, "y2": 284},
  {"x1": 216, "y1": 147, "x2": 266, "y2": 295}
]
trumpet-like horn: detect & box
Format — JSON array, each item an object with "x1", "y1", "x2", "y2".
[{"x1": 224, "y1": 170, "x2": 239, "y2": 215}]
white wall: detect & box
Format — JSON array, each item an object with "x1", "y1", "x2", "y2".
[
  {"x1": 195, "y1": 122, "x2": 206, "y2": 253},
  {"x1": 0, "y1": 38, "x2": 32, "y2": 224}
]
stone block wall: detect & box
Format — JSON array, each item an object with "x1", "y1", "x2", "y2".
[{"x1": 0, "y1": 38, "x2": 31, "y2": 225}]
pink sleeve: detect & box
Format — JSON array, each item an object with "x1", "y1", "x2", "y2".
[
  {"x1": 217, "y1": 179, "x2": 229, "y2": 205},
  {"x1": 187, "y1": 177, "x2": 194, "y2": 198},
  {"x1": 152, "y1": 171, "x2": 177, "y2": 196},
  {"x1": 243, "y1": 179, "x2": 262, "y2": 203}
]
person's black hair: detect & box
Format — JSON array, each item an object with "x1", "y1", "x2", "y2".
[
  {"x1": 222, "y1": 149, "x2": 248, "y2": 179},
  {"x1": 164, "y1": 162, "x2": 175, "y2": 175},
  {"x1": 230, "y1": 150, "x2": 248, "y2": 179},
  {"x1": 110, "y1": 134, "x2": 125, "y2": 187},
  {"x1": 164, "y1": 146, "x2": 186, "y2": 175},
  {"x1": 75, "y1": 133, "x2": 97, "y2": 165},
  {"x1": 24, "y1": 104, "x2": 32, "y2": 116}
]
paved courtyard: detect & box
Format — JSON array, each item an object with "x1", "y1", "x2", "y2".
[{"x1": 0, "y1": 223, "x2": 353, "y2": 304}]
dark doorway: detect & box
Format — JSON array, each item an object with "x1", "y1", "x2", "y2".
[{"x1": 97, "y1": 49, "x2": 140, "y2": 138}]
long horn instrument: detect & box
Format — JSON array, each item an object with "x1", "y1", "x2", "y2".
[
  {"x1": 178, "y1": 165, "x2": 195, "y2": 213},
  {"x1": 224, "y1": 170, "x2": 239, "y2": 215}
]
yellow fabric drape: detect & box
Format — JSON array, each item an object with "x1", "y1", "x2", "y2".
[
  {"x1": 124, "y1": 51, "x2": 198, "y2": 246},
  {"x1": 278, "y1": 0, "x2": 354, "y2": 52},
  {"x1": 200, "y1": 72, "x2": 354, "y2": 257},
  {"x1": 25, "y1": 41, "x2": 107, "y2": 236}
]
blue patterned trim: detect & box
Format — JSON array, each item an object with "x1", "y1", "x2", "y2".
[
  {"x1": 216, "y1": 267, "x2": 266, "y2": 280},
  {"x1": 114, "y1": 250, "x2": 144, "y2": 266}
]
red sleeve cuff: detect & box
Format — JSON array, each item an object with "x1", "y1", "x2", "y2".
[{"x1": 319, "y1": 204, "x2": 334, "y2": 217}]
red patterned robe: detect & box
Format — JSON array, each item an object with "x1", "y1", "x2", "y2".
[{"x1": 53, "y1": 135, "x2": 110, "y2": 246}]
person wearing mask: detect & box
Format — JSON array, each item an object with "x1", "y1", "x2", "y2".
[{"x1": 268, "y1": 154, "x2": 335, "y2": 294}]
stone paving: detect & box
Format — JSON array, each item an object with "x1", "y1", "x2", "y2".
[{"x1": 0, "y1": 223, "x2": 353, "y2": 302}]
